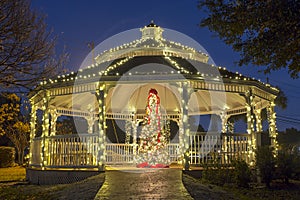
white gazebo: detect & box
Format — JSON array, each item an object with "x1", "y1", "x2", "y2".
[{"x1": 27, "y1": 22, "x2": 279, "y2": 184}]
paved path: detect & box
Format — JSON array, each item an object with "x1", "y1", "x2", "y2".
[{"x1": 94, "y1": 168, "x2": 193, "y2": 200}]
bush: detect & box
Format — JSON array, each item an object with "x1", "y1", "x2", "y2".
[
  {"x1": 0, "y1": 146, "x2": 15, "y2": 167},
  {"x1": 202, "y1": 162, "x2": 233, "y2": 186},
  {"x1": 255, "y1": 146, "x2": 276, "y2": 188},
  {"x1": 276, "y1": 150, "x2": 298, "y2": 184},
  {"x1": 232, "y1": 159, "x2": 251, "y2": 188},
  {"x1": 202, "y1": 159, "x2": 252, "y2": 188}
]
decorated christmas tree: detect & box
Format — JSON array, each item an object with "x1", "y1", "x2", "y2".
[{"x1": 136, "y1": 88, "x2": 170, "y2": 168}]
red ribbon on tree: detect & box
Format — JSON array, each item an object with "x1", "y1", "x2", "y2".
[{"x1": 147, "y1": 88, "x2": 161, "y2": 143}]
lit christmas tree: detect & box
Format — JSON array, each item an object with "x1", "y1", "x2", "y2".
[{"x1": 136, "y1": 88, "x2": 170, "y2": 168}]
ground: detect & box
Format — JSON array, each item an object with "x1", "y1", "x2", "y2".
[
  {"x1": 0, "y1": 166, "x2": 105, "y2": 200},
  {"x1": 0, "y1": 166, "x2": 25, "y2": 182},
  {"x1": 182, "y1": 172, "x2": 237, "y2": 199},
  {"x1": 1, "y1": 166, "x2": 300, "y2": 199},
  {"x1": 182, "y1": 171, "x2": 300, "y2": 200}
]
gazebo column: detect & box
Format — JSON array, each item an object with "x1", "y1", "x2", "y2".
[
  {"x1": 86, "y1": 115, "x2": 95, "y2": 134},
  {"x1": 227, "y1": 120, "x2": 235, "y2": 133},
  {"x1": 254, "y1": 109, "x2": 262, "y2": 147},
  {"x1": 49, "y1": 109, "x2": 57, "y2": 136},
  {"x1": 245, "y1": 90, "x2": 256, "y2": 165},
  {"x1": 41, "y1": 90, "x2": 51, "y2": 168},
  {"x1": 178, "y1": 82, "x2": 191, "y2": 169},
  {"x1": 220, "y1": 112, "x2": 229, "y2": 164},
  {"x1": 96, "y1": 85, "x2": 107, "y2": 169},
  {"x1": 125, "y1": 120, "x2": 132, "y2": 144},
  {"x1": 132, "y1": 119, "x2": 139, "y2": 157},
  {"x1": 220, "y1": 111, "x2": 228, "y2": 133},
  {"x1": 29, "y1": 103, "x2": 37, "y2": 166},
  {"x1": 178, "y1": 120, "x2": 184, "y2": 152},
  {"x1": 267, "y1": 101, "x2": 279, "y2": 154}
]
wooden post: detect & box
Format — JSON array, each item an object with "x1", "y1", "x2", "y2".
[
  {"x1": 254, "y1": 109, "x2": 262, "y2": 147},
  {"x1": 41, "y1": 90, "x2": 51, "y2": 168},
  {"x1": 29, "y1": 103, "x2": 37, "y2": 166},
  {"x1": 50, "y1": 109, "x2": 57, "y2": 136},
  {"x1": 95, "y1": 85, "x2": 106, "y2": 170},
  {"x1": 245, "y1": 89, "x2": 255, "y2": 165},
  {"x1": 267, "y1": 101, "x2": 279, "y2": 155},
  {"x1": 179, "y1": 82, "x2": 191, "y2": 170}
]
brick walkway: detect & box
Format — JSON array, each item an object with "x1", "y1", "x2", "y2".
[{"x1": 94, "y1": 168, "x2": 193, "y2": 200}]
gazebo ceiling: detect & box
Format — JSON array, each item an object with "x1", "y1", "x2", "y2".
[
  {"x1": 47, "y1": 82, "x2": 269, "y2": 116},
  {"x1": 106, "y1": 83, "x2": 181, "y2": 114}
]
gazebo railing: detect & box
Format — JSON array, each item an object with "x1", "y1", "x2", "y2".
[
  {"x1": 189, "y1": 132, "x2": 250, "y2": 165},
  {"x1": 105, "y1": 143, "x2": 135, "y2": 164},
  {"x1": 105, "y1": 143, "x2": 180, "y2": 164},
  {"x1": 47, "y1": 133, "x2": 99, "y2": 167},
  {"x1": 30, "y1": 134, "x2": 99, "y2": 167},
  {"x1": 29, "y1": 132, "x2": 251, "y2": 168}
]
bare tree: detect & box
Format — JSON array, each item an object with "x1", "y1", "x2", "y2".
[
  {"x1": 0, "y1": 0, "x2": 68, "y2": 91},
  {"x1": 0, "y1": 93, "x2": 29, "y2": 164},
  {"x1": 6, "y1": 121, "x2": 30, "y2": 164}
]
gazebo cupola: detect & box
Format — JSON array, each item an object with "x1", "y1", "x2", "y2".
[{"x1": 140, "y1": 20, "x2": 164, "y2": 40}]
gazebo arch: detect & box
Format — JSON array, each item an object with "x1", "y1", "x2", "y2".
[{"x1": 27, "y1": 22, "x2": 279, "y2": 184}]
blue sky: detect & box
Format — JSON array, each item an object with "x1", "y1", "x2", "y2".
[{"x1": 31, "y1": 0, "x2": 300, "y2": 131}]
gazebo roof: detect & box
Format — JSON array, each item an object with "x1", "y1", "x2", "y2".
[
  {"x1": 93, "y1": 21, "x2": 209, "y2": 65},
  {"x1": 32, "y1": 22, "x2": 278, "y2": 98}
]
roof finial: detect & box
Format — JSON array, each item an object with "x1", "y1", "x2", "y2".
[{"x1": 146, "y1": 20, "x2": 158, "y2": 27}]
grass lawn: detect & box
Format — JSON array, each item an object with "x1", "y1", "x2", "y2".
[
  {"x1": 0, "y1": 167, "x2": 105, "y2": 200},
  {"x1": 223, "y1": 180, "x2": 300, "y2": 200},
  {"x1": 0, "y1": 166, "x2": 26, "y2": 182},
  {"x1": 183, "y1": 171, "x2": 300, "y2": 200}
]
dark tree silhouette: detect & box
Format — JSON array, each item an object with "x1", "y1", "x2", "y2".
[
  {"x1": 198, "y1": 0, "x2": 300, "y2": 78},
  {"x1": 0, "y1": 0, "x2": 68, "y2": 91}
]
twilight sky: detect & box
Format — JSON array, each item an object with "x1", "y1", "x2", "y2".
[{"x1": 31, "y1": 0, "x2": 300, "y2": 131}]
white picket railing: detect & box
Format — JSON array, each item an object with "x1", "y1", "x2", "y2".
[
  {"x1": 168, "y1": 143, "x2": 180, "y2": 163},
  {"x1": 105, "y1": 143, "x2": 180, "y2": 164},
  {"x1": 189, "y1": 132, "x2": 250, "y2": 165},
  {"x1": 105, "y1": 143, "x2": 136, "y2": 164},
  {"x1": 47, "y1": 134, "x2": 98, "y2": 167},
  {"x1": 29, "y1": 132, "x2": 251, "y2": 167}
]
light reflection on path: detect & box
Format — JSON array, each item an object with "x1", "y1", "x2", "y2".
[{"x1": 94, "y1": 168, "x2": 193, "y2": 200}]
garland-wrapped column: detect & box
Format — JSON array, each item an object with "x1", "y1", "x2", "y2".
[
  {"x1": 132, "y1": 120, "x2": 138, "y2": 157},
  {"x1": 220, "y1": 111, "x2": 228, "y2": 133},
  {"x1": 50, "y1": 109, "x2": 57, "y2": 136},
  {"x1": 87, "y1": 115, "x2": 95, "y2": 134},
  {"x1": 267, "y1": 101, "x2": 279, "y2": 155},
  {"x1": 220, "y1": 112, "x2": 228, "y2": 164},
  {"x1": 29, "y1": 103, "x2": 37, "y2": 166},
  {"x1": 178, "y1": 82, "x2": 191, "y2": 169},
  {"x1": 125, "y1": 120, "x2": 132, "y2": 144},
  {"x1": 96, "y1": 85, "x2": 106, "y2": 170},
  {"x1": 254, "y1": 109, "x2": 262, "y2": 147},
  {"x1": 41, "y1": 90, "x2": 51, "y2": 168},
  {"x1": 245, "y1": 90, "x2": 255, "y2": 165}
]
